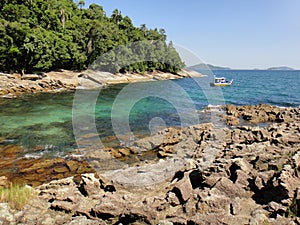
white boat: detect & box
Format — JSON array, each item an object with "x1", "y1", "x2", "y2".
[{"x1": 210, "y1": 77, "x2": 233, "y2": 86}]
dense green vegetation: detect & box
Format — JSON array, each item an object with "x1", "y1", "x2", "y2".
[
  {"x1": 0, "y1": 0, "x2": 184, "y2": 74},
  {"x1": 189, "y1": 63, "x2": 231, "y2": 71},
  {"x1": 267, "y1": 66, "x2": 294, "y2": 71}
]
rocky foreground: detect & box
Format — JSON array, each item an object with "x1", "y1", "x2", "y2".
[
  {"x1": 1, "y1": 104, "x2": 300, "y2": 224},
  {"x1": 0, "y1": 69, "x2": 202, "y2": 97}
]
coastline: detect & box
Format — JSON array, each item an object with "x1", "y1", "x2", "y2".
[
  {"x1": 0, "y1": 69, "x2": 204, "y2": 98},
  {"x1": 1, "y1": 69, "x2": 300, "y2": 223},
  {"x1": 1, "y1": 104, "x2": 300, "y2": 224}
]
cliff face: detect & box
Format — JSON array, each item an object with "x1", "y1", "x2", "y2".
[{"x1": 1, "y1": 105, "x2": 300, "y2": 224}]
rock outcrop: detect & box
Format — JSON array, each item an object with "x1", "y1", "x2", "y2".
[
  {"x1": 0, "y1": 69, "x2": 203, "y2": 97},
  {"x1": 1, "y1": 104, "x2": 300, "y2": 224},
  {"x1": 224, "y1": 104, "x2": 300, "y2": 125},
  {"x1": 0, "y1": 70, "x2": 80, "y2": 97}
]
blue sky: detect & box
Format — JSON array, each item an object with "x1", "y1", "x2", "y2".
[{"x1": 84, "y1": 0, "x2": 300, "y2": 69}]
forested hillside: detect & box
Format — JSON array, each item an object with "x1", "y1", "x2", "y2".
[{"x1": 0, "y1": 0, "x2": 184, "y2": 73}]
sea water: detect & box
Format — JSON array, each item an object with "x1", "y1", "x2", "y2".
[{"x1": 0, "y1": 70, "x2": 299, "y2": 159}]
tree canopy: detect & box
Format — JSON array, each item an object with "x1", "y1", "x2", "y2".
[{"x1": 0, "y1": 0, "x2": 184, "y2": 74}]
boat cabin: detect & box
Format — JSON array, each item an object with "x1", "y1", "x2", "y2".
[
  {"x1": 210, "y1": 76, "x2": 233, "y2": 86},
  {"x1": 215, "y1": 77, "x2": 226, "y2": 84}
]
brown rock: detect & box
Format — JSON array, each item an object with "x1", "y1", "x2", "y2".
[
  {"x1": 0, "y1": 145, "x2": 23, "y2": 158},
  {"x1": 134, "y1": 138, "x2": 153, "y2": 151},
  {"x1": 80, "y1": 173, "x2": 103, "y2": 198},
  {"x1": 268, "y1": 201, "x2": 287, "y2": 213},
  {"x1": 157, "y1": 150, "x2": 168, "y2": 158},
  {"x1": 213, "y1": 177, "x2": 248, "y2": 198},
  {"x1": 278, "y1": 165, "x2": 300, "y2": 199},
  {"x1": 226, "y1": 104, "x2": 238, "y2": 116},
  {"x1": 205, "y1": 175, "x2": 223, "y2": 188},
  {"x1": 105, "y1": 148, "x2": 122, "y2": 158},
  {"x1": 21, "y1": 74, "x2": 42, "y2": 81},
  {"x1": 2, "y1": 104, "x2": 300, "y2": 224},
  {"x1": 231, "y1": 129, "x2": 255, "y2": 144},
  {"x1": 254, "y1": 176, "x2": 265, "y2": 190},
  {"x1": 166, "y1": 192, "x2": 180, "y2": 206},
  {"x1": 19, "y1": 158, "x2": 65, "y2": 173},
  {"x1": 129, "y1": 203, "x2": 157, "y2": 223},
  {"x1": 66, "y1": 160, "x2": 79, "y2": 172},
  {"x1": 53, "y1": 166, "x2": 69, "y2": 173},
  {"x1": 172, "y1": 172, "x2": 193, "y2": 202},
  {"x1": 257, "y1": 171, "x2": 276, "y2": 188},
  {"x1": 293, "y1": 152, "x2": 300, "y2": 171},
  {"x1": 65, "y1": 216, "x2": 105, "y2": 225},
  {"x1": 226, "y1": 115, "x2": 240, "y2": 126},
  {"x1": 279, "y1": 133, "x2": 300, "y2": 145},
  {"x1": 242, "y1": 112, "x2": 254, "y2": 121},
  {"x1": 118, "y1": 148, "x2": 131, "y2": 156},
  {"x1": 76, "y1": 163, "x2": 94, "y2": 174},
  {"x1": 91, "y1": 194, "x2": 125, "y2": 218},
  {"x1": 235, "y1": 170, "x2": 250, "y2": 187},
  {"x1": 51, "y1": 200, "x2": 78, "y2": 213},
  {"x1": 184, "y1": 198, "x2": 198, "y2": 217},
  {"x1": 230, "y1": 198, "x2": 262, "y2": 217}
]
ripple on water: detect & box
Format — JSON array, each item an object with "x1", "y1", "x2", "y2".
[{"x1": 0, "y1": 70, "x2": 300, "y2": 184}]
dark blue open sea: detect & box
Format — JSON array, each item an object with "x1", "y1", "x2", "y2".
[
  {"x1": 0, "y1": 70, "x2": 299, "y2": 159},
  {"x1": 210, "y1": 70, "x2": 300, "y2": 107}
]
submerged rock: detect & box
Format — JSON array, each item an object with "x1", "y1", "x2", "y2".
[
  {"x1": 0, "y1": 154, "x2": 95, "y2": 186},
  {"x1": 2, "y1": 105, "x2": 300, "y2": 224}
]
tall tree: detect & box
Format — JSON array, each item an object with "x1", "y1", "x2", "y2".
[
  {"x1": 0, "y1": 0, "x2": 185, "y2": 74},
  {"x1": 78, "y1": 0, "x2": 85, "y2": 9}
]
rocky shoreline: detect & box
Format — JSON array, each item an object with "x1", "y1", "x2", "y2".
[
  {"x1": 1, "y1": 104, "x2": 300, "y2": 224},
  {"x1": 0, "y1": 69, "x2": 203, "y2": 98}
]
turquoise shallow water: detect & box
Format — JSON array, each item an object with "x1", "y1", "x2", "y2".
[{"x1": 0, "y1": 70, "x2": 299, "y2": 159}]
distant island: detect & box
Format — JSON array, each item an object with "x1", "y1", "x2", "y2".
[
  {"x1": 189, "y1": 64, "x2": 296, "y2": 71},
  {"x1": 267, "y1": 66, "x2": 294, "y2": 71},
  {"x1": 188, "y1": 63, "x2": 231, "y2": 71}
]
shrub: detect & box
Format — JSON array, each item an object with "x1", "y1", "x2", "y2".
[{"x1": 0, "y1": 183, "x2": 36, "y2": 210}]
